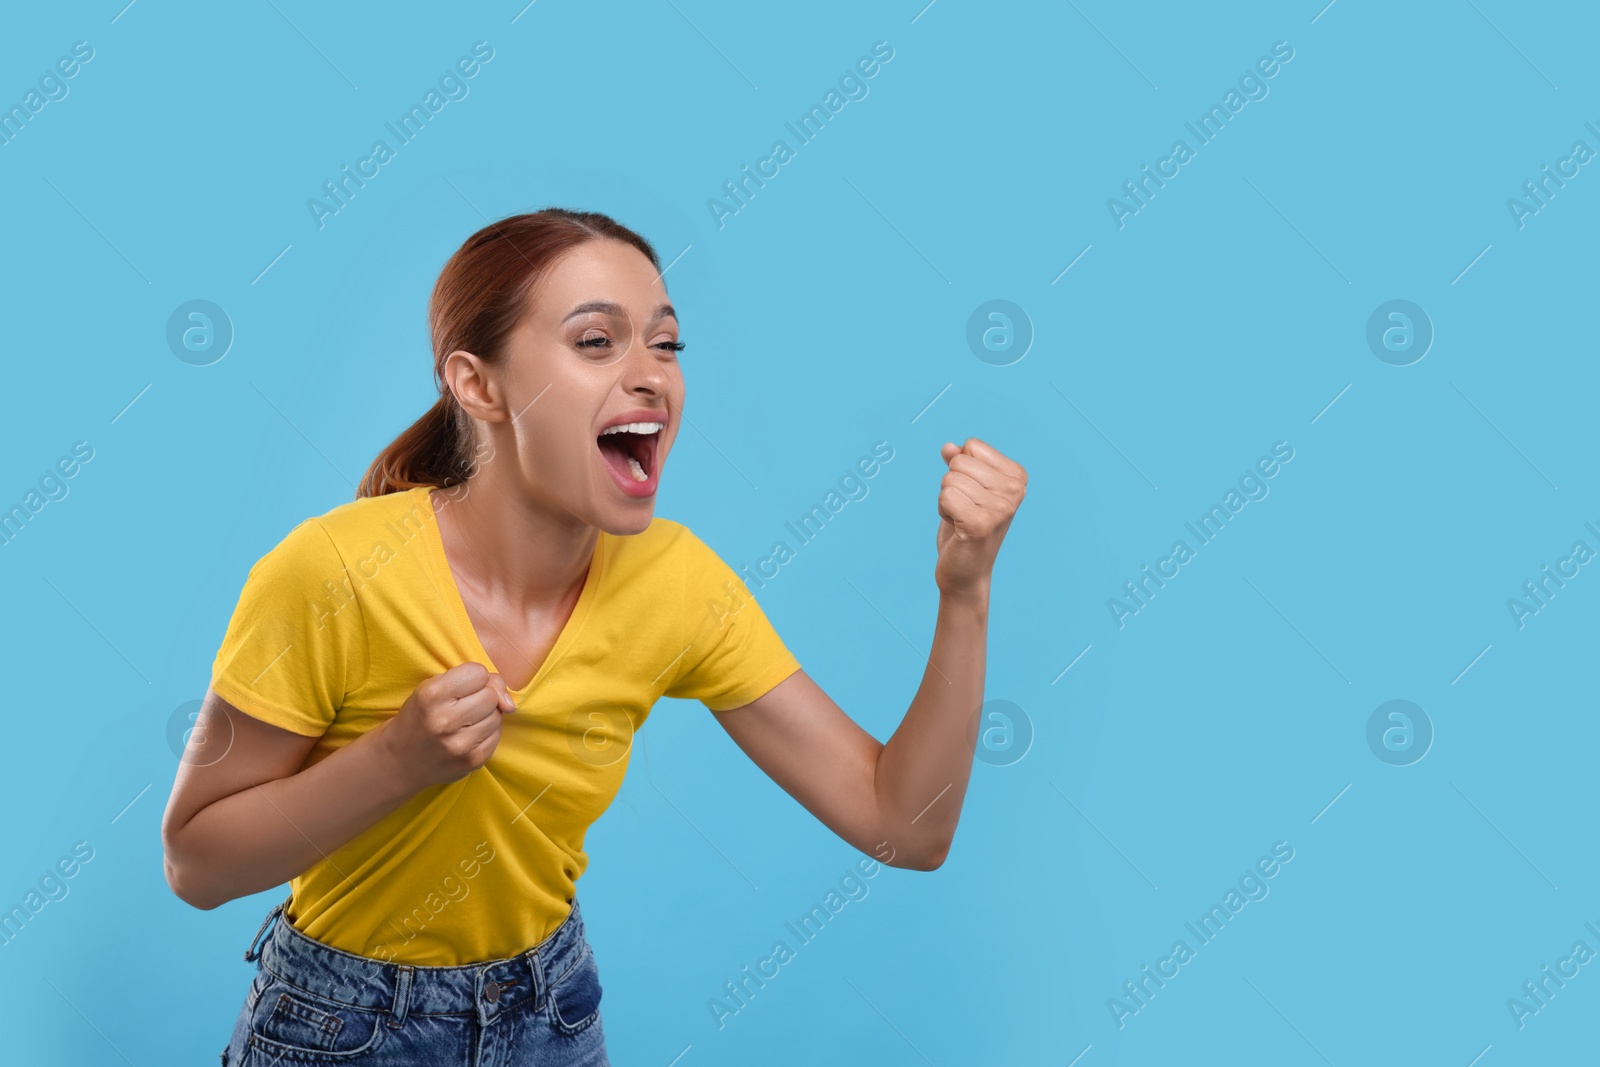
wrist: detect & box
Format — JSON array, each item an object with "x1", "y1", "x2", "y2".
[
  {"x1": 938, "y1": 579, "x2": 991, "y2": 610},
  {"x1": 365, "y1": 721, "x2": 421, "y2": 797}
]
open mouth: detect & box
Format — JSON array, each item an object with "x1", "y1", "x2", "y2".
[{"x1": 596, "y1": 421, "x2": 663, "y2": 491}]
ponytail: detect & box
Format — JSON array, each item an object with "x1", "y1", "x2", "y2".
[{"x1": 356, "y1": 394, "x2": 472, "y2": 499}]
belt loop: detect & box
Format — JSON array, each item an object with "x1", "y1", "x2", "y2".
[
  {"x1": 242, "y1": 896, "x2": 291, "y2": 963},
  {"x1": 388, "y1": 965, "x2": 414, "y2": 1029},
  {"x1": 526, "y1": 945, "x2": 549, "y2": 1013}
]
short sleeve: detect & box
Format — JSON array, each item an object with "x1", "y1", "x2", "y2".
[
  {"x1": 663, "y1": 528, "x2": 801, "y2": 711},
  {"x1": 210, "y1": 518, "x2": 366, "y2": 736}
]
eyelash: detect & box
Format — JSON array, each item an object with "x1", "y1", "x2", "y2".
[{"x1": 576, "y1": 337, "x2": 685, "y2": 354}]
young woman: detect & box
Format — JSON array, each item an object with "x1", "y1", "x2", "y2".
[{"x1": 162, "y1": 209, "x2": 1026, "y2": 1065}]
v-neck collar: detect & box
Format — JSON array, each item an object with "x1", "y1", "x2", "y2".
[{"x1": 418, "y1": 486, "x2": 606, "y2": 698}]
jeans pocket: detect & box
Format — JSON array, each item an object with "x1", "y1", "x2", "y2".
[
  {"x1": 548, "y1": 946, "x2": 603, "y2": 1036},
  {"x1": 248, "y1": 977, "x2": 390, "y2": 1061}
]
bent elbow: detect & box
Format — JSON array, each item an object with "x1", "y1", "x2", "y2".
[
  {"x1": 163, "y1": 848, "x2": 221, "y2": 911},
  {"x1": 164, "y1": 861, "x2": 200, "y2": 910},
  {"x1": 892, "y1": 840, "x2": 950, "y2": 872}
]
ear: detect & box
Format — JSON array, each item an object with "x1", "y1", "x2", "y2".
[{"x1": 442, "y1": 348, "x2": 508, "y2": 423}]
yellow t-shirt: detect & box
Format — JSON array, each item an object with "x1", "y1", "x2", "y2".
[{"x1": 210, "y1": 485, "x2": 801, "y2": 965}]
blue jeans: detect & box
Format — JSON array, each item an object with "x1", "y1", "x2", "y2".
[{"x1": 221, "y1": 894, "x2": 609, "y2": 1066}]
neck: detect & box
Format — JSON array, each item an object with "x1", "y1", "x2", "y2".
[{"x1": 432, "y1": 463, "x2": 599, "y2": 610}]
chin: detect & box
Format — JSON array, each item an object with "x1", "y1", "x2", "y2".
[{"x1": 596, "y1": 504, "x2": 656, "y2": 537}]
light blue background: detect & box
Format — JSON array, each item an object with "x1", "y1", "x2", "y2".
[{"x1": 1, "y1": 1, "x2": 1595, "y2": 1063}]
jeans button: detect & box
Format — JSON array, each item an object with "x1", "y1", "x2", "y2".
[{"x1": 484, "y1": 980, "x2": 501, "y2": 1004}]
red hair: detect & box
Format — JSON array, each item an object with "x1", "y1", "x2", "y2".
[{"x1": 357, "y1": 209, "x2": 661, "y2": 498}]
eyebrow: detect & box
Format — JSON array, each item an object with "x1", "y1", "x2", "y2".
[{"x1": 562, "y1": 300, "x2": 677, "y2": 324}]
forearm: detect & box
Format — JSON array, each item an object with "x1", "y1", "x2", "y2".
[
  {"x1": 872, "y1": 584, "x2": 989, "y2": 868},
  {"x1": 168, "y1": 724, "x2": 419, "y2": 910}
]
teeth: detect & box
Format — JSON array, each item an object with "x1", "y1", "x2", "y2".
[
  {"x1": 601, "y1": 421, "x2": 665, "y2": 436},
  {"x1": 626, "y1": 455, "x2": 648, "y2": 482}
]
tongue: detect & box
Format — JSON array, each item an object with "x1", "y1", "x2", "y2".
[
  {"x1": 602, "y1": 432, "x2": 652, "y2": 462},
  {"x1": 598, "y1": 434, "x2": 643, "y2": 479}
]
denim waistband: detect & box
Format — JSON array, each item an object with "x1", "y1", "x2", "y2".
[{"x1": 242, "y1": 894, "x2": 591, "y2": 1028}]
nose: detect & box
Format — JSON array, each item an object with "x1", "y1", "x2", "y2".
[{"x1": 618, "y1": 336, "x2": 673, "y2": 397}]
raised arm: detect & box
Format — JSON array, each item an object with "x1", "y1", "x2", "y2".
[{"x1": 713, "y1": 437, "x2": 1025, "y2": 870}]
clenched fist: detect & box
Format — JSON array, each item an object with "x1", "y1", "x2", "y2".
[
  {"x1": 935, "y1": 437, "x2": 1027, "y2": 600},
  {"x1": 377, "y1": 662, "x2": 516, "y2": 790}
]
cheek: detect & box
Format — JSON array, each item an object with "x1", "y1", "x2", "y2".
[
  {"x1": 506, "y1": 397, "x2": 589, "y2": 468},
  {"x1": 659, "y1": 419, "x2": 682, "y2": 459}
]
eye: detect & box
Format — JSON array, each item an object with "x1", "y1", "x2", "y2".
[{"x1": 574, "y1": 334, "x2": 683, "y2": 355}]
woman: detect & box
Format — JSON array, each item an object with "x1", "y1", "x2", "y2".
[{"x1": 161, "y1": 208, "x2": 1026, "y2": 1065}]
